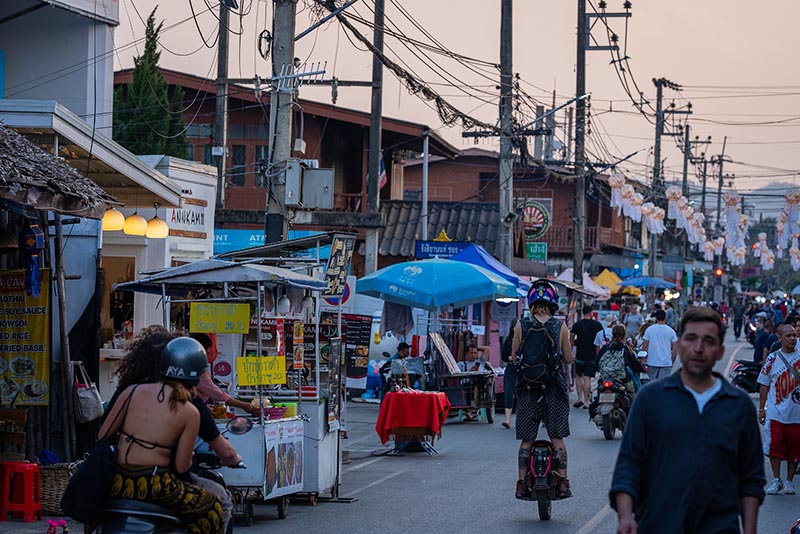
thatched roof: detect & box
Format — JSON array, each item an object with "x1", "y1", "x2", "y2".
[{"x1": 0, "y1": 124, "x2": 119, "y2": 219}]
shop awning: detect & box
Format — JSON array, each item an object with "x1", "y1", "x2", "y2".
[
  {"x1": 451, "y1": 243, "x2": 532, "y2": 295},
  {"x1": 114, "y1": 259, "x2": 328, "y2": 296},
  {"x1": 593, "y1": 268, "x2": 641, "y2": 297},
  {"x1": 556, "y1": 268, "x2": 611, "y2": 300},
  {"x1": 0, "y1": 100, "x2": 182, "y2": 208},
  {"x1": 0, "y1": 124, "x2": 118, "y2": 218}
]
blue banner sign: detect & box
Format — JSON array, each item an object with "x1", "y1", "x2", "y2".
[
  {"x1": 214, "y1": 229, "x2": 329, "y2": 258},
  {"x1": 415, "y1": 240, "x2": 469, "y2": 259}
]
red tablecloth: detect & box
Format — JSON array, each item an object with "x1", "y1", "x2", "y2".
[{"x1": 375, "y1": 391, "x2": 451, "y2": 445}]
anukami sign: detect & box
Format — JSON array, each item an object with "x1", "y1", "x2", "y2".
[
  {"x1": 169, "y1": 196, "x2": 210, "y2": 239},
  {"x1": 0, "y1": 269, "x2": 50, "y2": 406}
]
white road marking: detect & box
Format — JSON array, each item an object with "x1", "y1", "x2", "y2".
[
  {"x1": 344, "y1": 456, "x2": 386, "y2": 472},
  {"x1": 724, "y1": 343, "x2": 745, "y2": 377},
  {"x1": 576, "y1": 504, "x2": 613, "y2": 534},
  {"x1": 341, "y1": 470, "x2": 406, "y2": 498}
]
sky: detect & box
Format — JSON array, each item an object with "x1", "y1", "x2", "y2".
[{"x1": 113, "y1": 0, "x2": 800, "y2": 216}]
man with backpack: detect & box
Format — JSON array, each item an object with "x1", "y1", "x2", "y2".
[{"x1": 509, "y1": 280, "x2": 574, "y2": 500}]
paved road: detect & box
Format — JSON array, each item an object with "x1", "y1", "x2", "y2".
[{"x1": 1, "y1": 330, "x2": 795, "y2": 534}]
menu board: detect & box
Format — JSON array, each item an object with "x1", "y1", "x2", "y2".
[
  {"x1": 264, "y1": 418, "x2": 304, "y2": 497},
  {"x1": 189, "y1": 302, "x2": 249, "y2": 334},
  {"x1": 327, "y1": 337, "x2": 343, "y2": 431},
  {"x1": 0, "y1": 270, "x2": 50, "y2": 406},
  {"x1": 323, "y1": 234, "x2": 356, "y2": 298},
  {"x1": 340, "y1": 314, "x2": 373, "y2": 390}
]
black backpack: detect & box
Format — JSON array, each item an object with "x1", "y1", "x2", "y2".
[{"x1": 516, "y1": 317, "x2": 558, "y2": 389}]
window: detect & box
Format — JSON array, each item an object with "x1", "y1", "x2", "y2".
[
  {"x1": 403, "y1": 189, "x2": 421, "y2": 201},
  {"x1": 184, "y1": 144, "x2": 195, "y2": 161},
  {"x1": 203, "y1": 144, "x2": 214, "y2": 165},
  {"x1": 230, "y1": 145, "x2": 247, "y2": 186}
]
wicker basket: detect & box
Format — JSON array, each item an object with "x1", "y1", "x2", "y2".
[{"x1": 40, "y1": 462, "x2": 80, "y2": 515}]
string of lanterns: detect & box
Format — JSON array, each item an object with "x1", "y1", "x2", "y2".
[{"x1": 101, "y1": 203, "x2": 169, "y2": 238}]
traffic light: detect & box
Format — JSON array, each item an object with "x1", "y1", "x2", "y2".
[{"x1": 714, "y1": 266, "x2": 724, "y2": 279}]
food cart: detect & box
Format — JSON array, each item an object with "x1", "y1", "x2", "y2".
[{"x1": 114, "y1": 255, "x2": 338, "y2": 519}]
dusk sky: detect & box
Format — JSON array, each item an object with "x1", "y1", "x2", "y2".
[{"x1": 114, "y1": 1, "x2": 800, "y2": 213}]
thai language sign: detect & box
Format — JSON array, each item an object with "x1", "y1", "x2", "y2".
[
  {"x1": 236, "y1": 356, "x2": 286, "y2": 386},
  {"x1": 190, "y1": 303, "x2": 250, "y2": 334},
  {"x1": 0, "y1": 270, "x2": 50, "y2": 406},
  {"x1": 414, "y1": 240, "x2": 468, "y2": 259},
  {"x1": 323, "y1": 234, "x2": 356, "y2": 298}
]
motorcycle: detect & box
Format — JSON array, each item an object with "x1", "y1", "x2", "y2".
[
  {"x1": 97, "y1": 416, "x2": 252, "y2": 534},
  {"x1": 730, "y1": 359, "x2": 761, "y2": 394},
  {"x1": 636, "y1": 351, "x2": 650, "y2": 388},
  {"x1": 520, "y1": 440, "x2": 569, "y2": 520},
  {"x1": 745, "y1": 319, "x2": 758, "y2": 346},
  {"x1": 589, "y1": 378, "x2": 632, "y2": 440}
]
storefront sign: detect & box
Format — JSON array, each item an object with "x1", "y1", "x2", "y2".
[
  {"x1": 189, "y1": 303, "x2": 249, "y2": 334},
  {"x1": 213, "y1": 229, "x2": 330, "y2": 257},
  {"x1": 525, "y1": 242, "x2": 548, "y2": 263},
  {"x1": 519, "y1": 198, "x2": 552, "y2": 240},
  {"x1": 323, "y1": 234, "x2": 356, "y2": 298},
  {"x1": 292, "y1": 321, "x2": 304, "y2": 370},
  {"x1": 414, "y1": 240, "x2": 469, "y2": 259},
  {"x1": 0, "y1": 270, "x2": 50, "y2": 406},
  {"x1": 338, "y1": 313, "x2": 373, "y2": 389},
  {"x1": 236, "y1": 356, "x2": 286, "y2": 386}
]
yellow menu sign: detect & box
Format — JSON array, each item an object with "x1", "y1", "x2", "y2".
[
  {"x1": 0, "y1": 270, "x2": 50, "y2": 406},
  {"x1": 189, "y1": 302, "x2": 250, "y2": 334},
  {"x1": 236, "y1": 356, "x2": 286, "y2": 386}
]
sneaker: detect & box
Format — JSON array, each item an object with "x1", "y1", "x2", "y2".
[
  {"x1": 766, "y1": 478, "x2": 783, "y2": 495},
  {"x1": 515, "y1": 479, "x2": 531, "y2": 500},
  {"x1": 783, "y1": 480, "x2": 796, "y2": 495}
]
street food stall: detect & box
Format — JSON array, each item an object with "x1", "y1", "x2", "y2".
[
  {"x1": 375, "y1": 391, "x2": 451, "y2": 453},
  {"x1": 114, "y1": 256, "x2": 337, "y2": 519},
  {"x1": 357, "y1": 258, "x2": 517, "y2": 435}
]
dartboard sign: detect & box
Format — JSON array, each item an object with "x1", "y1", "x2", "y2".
[{"x1": 523, "y1": 200, "x2": 551, "y2": 239}]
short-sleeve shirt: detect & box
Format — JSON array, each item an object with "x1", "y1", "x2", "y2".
[
  {"x1": 757, "y1": 349, "x2": 800, "y2": 424},
  {"x1": 643, "y1": 323, "x2": 678, "y2": 367},
  {"x1": 571, "y1": 318, "x2": 603, "y2": 361},
  {"x1": 624, "y1": 313, "x2": 644, "y2": 336},
  {"x1": 593, "y1": 326, "x2": 613, "y2": 348}
]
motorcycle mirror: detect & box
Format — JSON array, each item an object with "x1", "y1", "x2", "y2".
[{"x1": 226, "y1": 416, "x2": 254, "y2": 435}]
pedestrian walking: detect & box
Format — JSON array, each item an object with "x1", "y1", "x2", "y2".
[
  {"x1": 664, "y1": 302, "x2": 678, "y2": 331},
  {"x1": 611, "y1": 307, "x2": 765, "y2": 534},
  {"x1": 758, "y1": 323, "x2": 800, "y2": 496},
  {"x1": 571, "y1": 305, "x2": 603, "y2": 409},
  {"x1": 594, "y1": 314, "x2": 616, "y2": 353},
  {"x1": 641, "y1": 309, "x2": 678, "y2": 381},
  {"x1": 500, "y1": 319, "x2": 518, "y2": 429},
  {"x1": 733, "y1": 297, "x2": 746, "y2": 340},
  {"x1": 623, "y1": 305, "x2": 644, "y2": 340}
]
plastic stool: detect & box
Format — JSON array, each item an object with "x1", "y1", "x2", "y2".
[{"x1": 0, "y1": 462, "x2": 42, "y2": 522}]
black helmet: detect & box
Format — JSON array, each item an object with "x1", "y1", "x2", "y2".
[{"x1": 160, "y1": 337, "x2": 208, "y2": 386}]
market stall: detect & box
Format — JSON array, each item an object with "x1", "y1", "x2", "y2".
[
  {"x1": 357, "y1": 258, "x2": 516, "y2": 429},
  {"x1": 113, "y1": 256, "x2": 341, "y2": 516},
  {"x1": 375, "y1": 391, "x2": 451, "y2": 452}
]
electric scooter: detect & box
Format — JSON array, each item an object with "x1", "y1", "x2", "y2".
[{"x1": 520, "y1": 440, "x2": 569, "y2": 520}]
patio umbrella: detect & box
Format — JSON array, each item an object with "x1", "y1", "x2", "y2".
[
  {"x1": 792, "y1": 285, "x2": 800, "y2": 296},
  {"x1": 356, "y1": 258, "x2": 517, "y2": 311},
  {"x1": 593, "y1": 269, "x2": 641, "y2": 297},
  {"x1": 621, "y1": 275, "x2": 676, "y2": 289},
  {"x1": 450, "y1": 243, "x2": 531, "y2": 297}
]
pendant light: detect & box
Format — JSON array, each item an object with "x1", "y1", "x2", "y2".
[
  {"x1": 123, "y1": 211, "x2": 148, "y2": 236},
  {"x1": 101, "y1": 208, "x2": 125, "y2": 231},
  {"x1": 145, "y1": 203, "x2": 169, "y2": 239}
]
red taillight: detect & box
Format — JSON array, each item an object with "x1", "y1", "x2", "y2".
[
  {"x1": 732, "y1": 363, "x2": 739, "y2": 372},
  {"x1": 602, "y1": 380, "x2": 613, "y2": 389}
]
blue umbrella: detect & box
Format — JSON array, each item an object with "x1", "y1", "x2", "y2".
[
  {"x1": 356, "y1": 258, "x2": 518, "y2": 310},
  {"x1": 621, "y1": 275, "x2": 676, "y2": 289},
  {"x1": 450, "y1": 243, "x2": 531, "y2": 297}
]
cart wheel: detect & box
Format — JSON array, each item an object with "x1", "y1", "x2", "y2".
[
  {"x1": 277, "y1": 497, "x2": 289, "y2": 519},
  {"x1": 245, "y1": 503, "x2": 254, "y2": 526},
  {"x1": 485, "y1": 407, "x2": 494, "y2": 424}
]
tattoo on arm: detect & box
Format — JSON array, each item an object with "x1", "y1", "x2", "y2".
[{"x1": 518, "y1": 446, "x2": 532, "y2": 471}]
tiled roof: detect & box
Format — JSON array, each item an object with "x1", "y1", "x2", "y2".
[{"x1": 379, "y1": 200, "x2": 501, "y2": 257}]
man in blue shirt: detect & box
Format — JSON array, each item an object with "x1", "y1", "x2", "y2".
[
  {"x1": 753, "y1": 318, "x2": 773, "y2": 364},
  {"x1": 610, "y1": 307, "x2": 765, "y2": 534}
]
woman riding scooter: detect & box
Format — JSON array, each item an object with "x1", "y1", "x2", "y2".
[
  {"x1": 98, "y1": 336, "x2": 224, "y2": 534},
  {"x1": 594, "y1": 325, "x2": 645, "y2": 395}
]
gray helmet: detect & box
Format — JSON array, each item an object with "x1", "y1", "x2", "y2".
[{"x1": 160, "y1": 337, "x2": 208, "y2": 386}]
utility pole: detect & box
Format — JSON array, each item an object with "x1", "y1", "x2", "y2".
[
  {"x1": 714, "y1": 136, "x2": 728, "y2": 232},
  {"x1": 573, "y1": 0, "x2": 587, "y2": 288},
  {"x1": 363, "y1": 0, "x2": 384, "y2": 274},
  {"x1": 648, "y1": 78, "x2": 666, "y2": 281},
  {"x1": 700, "y1": 157, "x2": 708, "y2": 229},
  {"x1": 214, "y1": 3, "x2": 230, "y2": 210},
  {"x1": 681, "y1": 123, "x2": 691, "y2": 196},
  {"x1": 266, "y1": 0, "x2": 298, "y2": 243},
  {"x1": 498, "y1": 0, "x2": 514, "y2": 268}
]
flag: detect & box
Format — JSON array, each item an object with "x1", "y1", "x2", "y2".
[{"x1": 378, "y1": 157, "x2": 387, "y2": 189}]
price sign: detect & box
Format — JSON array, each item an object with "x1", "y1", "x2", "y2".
[
  {"x1": 190, "y1": 303, "x2": 250, "y2": 334},
  {"x1": 236, "y1": 356, "x2": 286, "y2": 386}
]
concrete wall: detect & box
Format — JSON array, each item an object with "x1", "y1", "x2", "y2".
[{"x1": 0, "y1": 3, "x2": 114, "y2": 130}]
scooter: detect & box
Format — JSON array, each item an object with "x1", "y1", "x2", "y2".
[
  {"x1": 730, "y1": 359, "x2": 761, "y2": 393},
  {"x1": 636, "y1": 351, "x2": 650, "y2": 387},
  {"x1": 589, "y1": 378, "x2": 632, "y2": 440},
  {"x1": 521, "y1": 440, "x2": 569, "y2": 521},
  {"x1": 97, "y1": 416, "x2": 252, "y2": 534}
]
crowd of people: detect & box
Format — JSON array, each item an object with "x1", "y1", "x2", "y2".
[{"x1": 504, "y1": 281, "x2": 798, "y2": 534}]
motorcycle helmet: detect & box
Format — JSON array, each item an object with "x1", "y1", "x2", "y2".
[
  {"x1": 160, "y1": 337, "x2": 208, "y2": 386},
  {"x1": 527, "y1": 279, "x2": 559, "y2": 314}
]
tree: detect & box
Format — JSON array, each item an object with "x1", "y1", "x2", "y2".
[{"x1": 113, "y1": 7, "x2": 187, "y2": 157}]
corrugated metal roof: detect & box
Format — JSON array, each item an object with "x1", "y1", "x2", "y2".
[{"x1": 379, "y1": 200, "x2": 501, "y2": 257}]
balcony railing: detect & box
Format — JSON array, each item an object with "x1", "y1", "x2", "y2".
[
  {"x1": 538, "y1": 226, "x2": 612, "y2": 253},
  {"x1": 333, "y1": 193, "x2": 362, "y2": 212}
]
